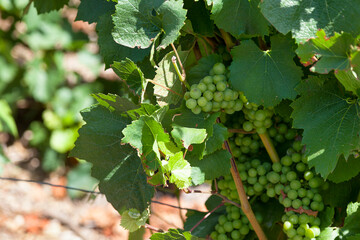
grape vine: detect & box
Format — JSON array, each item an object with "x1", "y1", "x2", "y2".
[{"x1": 29, "y1": 0, "x2": 360, "y2": 239}]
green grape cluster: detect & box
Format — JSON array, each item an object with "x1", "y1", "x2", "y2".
[
  {"x1": 282, "y1": 212, "x2": 321, "y2": 239},
  {"x1": 210, "y1": 204, "x2": 261, "y2": 240},
  {"x1": 217, "y1": 159, "x2": 272, "y2": 202},
  {"x1": 184, "y1": 63, "x2": 243, "y2": 114},
  {"x1": 268, "y1": 115, "x2": 298, "y2": 145},
  {"x1": 230, "y1": 133, "x2": 262, "y2": 157},
  {"x1": 240, "y1": 95, "x2": 274, "y2": 134}
]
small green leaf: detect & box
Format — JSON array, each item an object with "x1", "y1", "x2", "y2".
[
  {"x1": 150, "y1": 228, "x2": 199, "y2": 240},
  {"x1": 92, "y1": 93, "x2": 138, "y2": 113},
  {"x1": 211, "y1": 0, "x2": 269, "y2": 37},
  {"x1": 171, "y1": 126, "x2": 207, "y2": 149},
  {"x1": 96, "y1": 14, "x2": 150, "y2": 69},
  {"x1": 0, "y1": 100, "x2": 18, "y2": 137},
  {"x1": 75, "y1": 0, "x2": 115, "y2": 24},
  {"x1": 164, "y1": 152, "x2": 192, "y2": 189},
  {"x1": 111, "y1": 59, "x2": 145, "y2": 96},
  {"x1": 120, "y1": 208, "x2": 149, "y2": 232},
  {"x1": 230, "y1": 35, "x2": 302, "y2": 106},
  {"x1": 112, "y1": 0, "x2": 187, "y2": 49},
  {"x1": 296, "y1": 30, "x2": 354, "y2": 73},
  {"x1": 153, "y1": 51, "x2": 190, "y2": 106},
  {"x1": 204, "y1": 124, "x2": 228, "y2": 155},
  {"x1": 319, "y1": 207, "x2": 335, "y2": 229},
  {"x1": 260, "y1": 0, "x2": 360, "y2": 42},
  {"x1": 184, "y1": 0, "x2": 214, "y2": 36},
  {"x1": 291, "y1": 77, "x2": 360, "y2": 177},
  {"x1": 184, "y1": 210, "x2": 223, "y2": 237}
]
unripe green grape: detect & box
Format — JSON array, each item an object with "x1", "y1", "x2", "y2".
[
  {"x1": 292, "y1": 153, "x2": 302, "y2": 163},
  {"x1": 214, "y1": 91, "x2": 224, "y2": 102},
  {"x1": 239, "y1": 225, "x2": 249, "y2": 235},
  {"x1": 293, "y1": 235, "x2": 304, "y2": 240},
  {"x1": 213, "y1": 74, "x2": 226, "y2": 83},
  {"x1": 221, "y1": 101, "x2": 229, "y2": 109},
  {"x1": 283, "y1": 198, "x2": 292, "y2": 207},
  {"x1": 186, "y1": 98, "x2": 197, "y2": 109},
  {"x1": 267, "y1": 172, "x2": 280, "y2": 184},
  {"x1": 239, "y1": 171, "x2": 247, "y2": 181},
  {"x1": 284, "y1": 185, "x2": 291, "y2": 193},
  {"x1": 280, "y1": 174, "x2": 288, "y2": 183},
  {"x1": 190, "y1": 88, "x2": 202, "y2": 99},
  {"x1": 312, "y1": 217, "x2": 321, "y2": 226},
  {"x1": 309, "y1": 177, "x2": 322, "y2": 188},
  {"x1": 272, "y1": 162, "x2": 282, "y2": 172},
  {"x1": 209, "y1": 69, "x2": 215, "y2": 76},
  {"x1": 286, "y1": 171, "x2": 297, "y2": 181},
  {"x1": 197, "y1": 97, "x2": 208, "y2": 107},
  {"x1": 203, "y1": 75, "x2": 213, "y2": 84},
  {"x1": 283, "y1": 221, "x2": 293, "y2": 231},
  {"x1": 213, "y1": 63, "x2": 226, "y2": 75},
  {"x1": 223, "y1": 89, "x2": 233, "y2": 101},
  {"x1": 227, "y1": 100, "x2": 235, "y2": 109},
  {"x1": 203, "y1": 90, "x2": 213, "y2": 101},
  {"x1": 292, "y1": 199, "x2": 302, "y2": 209},
  {"x1": 296, "y1": 162, "x2": 306, "y2": 172},
  {"x1": 275, "y1": 183, "x2": 284, "y2": 195},
  {"x1": 257, "y1": 165, "x2": 267, "y2": 176},
  {"x1": 281, "y1": 155, "x2": 293, "y2": 166},
  {"x1": 255, "y1": 110, "x2": 266, "y2": 121},
  {"x1": 192, "y1": 106, "x2": 202, "y2": 114},
  {"x1": 197, "y1": 82, "x2": 207, "y2": 92},
  {"x1": 282, "y1": 166, "x2": 291, "y2": 174},
  {"x1": 251, "y1": 159, "x2": 261, "y2": 168},
  {"x1": 287, "y1": 228, "x2": 297, "y2": 238},
  {"x1": 231, "y1": 210, "x2": 240, "y2": 220},
  {"x1": 282, "y1": 214, "x2": 289, "y2": 222},
  {"x1": 289, "y1": 214, "x2": 299, "y2": 224},
  {"x1": 218, "y1": 215, "x2": 227, "y2": 225},
  {"x1": 247, "y1": 187, "x2": 255, "y2": 196},
  {"x1": 299, "y1": 214, "x2": 309, "y2": 224},
  {"x1": 225, "y1": 108, "x2": 235, "y2": 114},
  {"x1": 306, "y1": 190, "x2": 315, "y2": 199},
  {"x1": 230, "y1": 190, "x2": 238, "y2": 199},
  {"x1": 302, "y1": 197, "x2": 310, "y2": 206},
  {"x1": 217, "y1": 226, "x2": 225, "y2": 234},
  {"x1": 212, "y1": 101, "x2": 221, "y2": 110},
  {"x1": 217, "y1": 233, "x2": 227, "y2": 240},
  {"x1": 210, "y1": 231, "x2": 218, "y2": 240},
  {"x1": 246, "y1": 110, "x2": 256, "y2": 120},
  {"x1": 233, "y1": 100, "x2": 243, "y2": 111},
  {"x1": 310, "y1": 201, "x2": 320, "y2": 211},
  {"x1": 275, "y1": 134, "x2": 285, "y2": 143},
  {"x1": 287, "y1": 189, "x2": 298, "y2": 200},
  {"x1": 247, "y1": 176, "x2": 257, "y2": 185},
  {"x1": 285, "y1": 129, "x2": 297, "y2": 140},
  {"x1": 304, "y1": 171, "x2": 314, "y2": 181},
  {"x1": 254, "y1": 120, "x2": 264, "y2": 128},
  {"x1": 254, "y1": 182, "x2": 264, "y2": 192},
  {"x1": 264, "y1": 118, "x2": 273, "y2": 128},
  {"x1": 258, "y1": 175, "x2": 268, "y2": 185},
  {"x1": 232, "y1": 219, "x2": 242, "y2": 229},
  {"x1": 216, "y1": 81, "x2": 227, "y2": 91},
  {"x1": 298, "y1": 188, "x2": 307, "y2": 198},
  {"x1": 190, "y1": 84, "x2": 198, "y2": 90},
  {"x1": 267, "y1": 188, "x2": 276, "y2": 197},
  {"x1": 305, "y1": 228, "x2": 315, "y2": 238},
  {"x1": 243, "y1": 121, "x2": 253, "y2": 132},
  {"x1": 248, "y1": 168, "x2": 257, "y2": 177},
  {"x1": 202, "y1": 101, "x2": 213, "y2": 112},
  {"x1": 268, "y1": 127, "x2": 277, "y2": 137},
  {"x1": 242, "y1": 137, "x2": 252, "y2": 146},
  {"x1": 231, "y1": 230, "x2": 241, "y2": 240},
  {"x1": 278, "y1": 123, "x2": 288, "y2": 134},
  {"x1": 184, "y1": 91, "x2": 191, "y2": 100},
  {"x1": 256, "y1": 127, "x2": 266, "y2": 134},
  {"x1": 207, "y1": 83, "x2": 216, "y2": 92},
  {"x1": 313, "y1": 193, "x2": 322, "y2": 202},
  {"x1": 249, "y1": 141, "x2": 260, "y2": 150},
  {"x1": 293, "y1": 141, "x2": 302, "y2": 151},
  {"x1": 297, "y1": 226, "x2": 306, "y2": 236},
  {"x1": 224, "y1": 221, "x2": 233, "y2": 232},
  {"x1": 290, "y1": 180, "x2": 301, "y2": 190}
]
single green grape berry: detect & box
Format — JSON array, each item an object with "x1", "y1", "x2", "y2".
[
  {"x1": 213, "y1": 74, "x2": 226, "y2": 84},
  {"x1": 305, "y1": 228, "x2": 316, "y2": 238},
  {"x1": 216, "y1": 81, "x2": 227, "y2": 91},
  {"x1": 306, "y1": 190, "x2": 315, "y2": 199},
  {"x1": 281, "y1": 155, "x2": 293, "y2": 166},
  {"x1": 232, "y1": 219, "x2": 242, "y2": 229},
  {"x1": 283, "y1": 221, "x2": 293, "y2": 231},
  {"x1": 254, "y1": 182, "x2": 264, "y2": 192},
  {"x1": 203, "y1": 90, "x2": 214, "y2": 101},
  {"x1": 264, "y1": 118, "x2": 273, "y2": 128},
  {"x1": 203, "y1": 75, "x2": 213, "y2": 84},
  {"x1": 202, "y1": 101, "x2": 213, "y2": 112},
  {"x1": 298, "y1": 188, "x2": 307, "y2": 198},
  {"x1": 254, "y1": 120, "x2": 264, "y2": 128},
  {"x1": 256, "y1": 127, "x2": 266, "y2": 134},
  {"x1": 247, "y1": 177, "x2": 257, "y2": 185},
  {"x1": 221, "y1": 101, "x2": 229, "y2": 109},
  {"x1": 309, "y1": 177, "x2": 322, "y2": 188},
  {"x1": 227, "y1": 100, "x2": 235, "y2": 109},
  {"x1": 296, "y1": 162, "x2": 306, "y2": 172},
  {"x1": 223, "y1": 221, "x2": 233, "y2": 232},
  {"x1": 313, "y1": 193, "x2": 322, "y2": 202},
  {"x1": 287, "y1": 189, "x2": 298, "y2": 200},
  {"x1": 190, "y1": 88, "x2": 202, "y2": 99},
  {"x1": 290, "y1": 180, "x2": 301, "y2": 190},
  {"x1": 243, "y1": 121, "x2": 253, "y2": 132},
  {"x1": 192, "y1": 106, "x2": 202, "y2": 114},
  {"x1": 213, "y1": 91, "x2": 224, "y2": 102},
  {"x1": 298, "y1": 214, "x2": 309, "y2": 225},
  {"x1": 267, "y1": 171, "x2": 280, "y2": 184},
  {"x1": 310, "y1": 201, "x2": 320, "y2": 211},
  {"x1": 275, "y1": 183, "x2": 284, "y2": 195},
  {"x1": 210, "y1": 231, "x2": 218, "y2": 240},
  {"x1": 239, "y1": 225, "x2": 250, "y2": 235},
  {"x1": 231, "y1": 230, "x2": 241, "y2": 240},
  {"x1": 292, "y1": 153, "x2": 302, "y2": 163},
  {"x1": 197, "y1": 97, "x2": 208, "y2": 107},
  {"x1": 289, "y1": 214, "x2": 299, "y2": 224},
  {"x1": 278, "y1": 123, "x2": 288, "y2": 134},
  {"x1": 302, "y1": 197, "x2": 311, "y2": 206},
  {"x1": 272, "y1": 162, "x2": 282, "y2": 172},
  {"x1": 217, "y1": 233, "x2": 227, "y2": 240},
  {"x1": 213, "y1": 63, "x2": 226, "y2": 75},
  {"x1": 225, "y1": 108, "x2": 235, "y2": 114},
  {"x1": 184, "y1": 91, "x2": 191, "y2": 100},
  {"x1": 283, "y1": 198, "x2": 292, "y2": 207},
  {"x1": 197, "y1": 82, "x2": 207, "y2": 92},
  {"x1": 287, "y1": 228, "x2": 297, "y2": 238},
  {"x1": 286, "y1": 171, "x2": 298, "y2": 181},
  {"x1": 186, "y1": 98, "x2": 197, "y2": 109},
  {"x1": 304, "y1": 171, "x2": 314, "y2": 181},
  {"x1": 267, "y1": 188, "x2": 276, "y2": 197},
  {"x1": 223, "y1": 89, "x2": 233, "y2": 101},
  {"x1": 292, "y1": 199, "x2": 302, "y2": 209},
  {"x1": 233, "y1": 100, "x2": 243, "y2": 111},
  {"x1": 207, "y1": 83, "x2": 216, "y2": 92},
  {"x1": 255, "y1": 109, "x2": 266, "y2": 121}
]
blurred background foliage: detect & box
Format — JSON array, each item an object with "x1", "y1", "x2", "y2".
[{"x1": 0, "y1": 0, "x2": 124, "y2": 198}]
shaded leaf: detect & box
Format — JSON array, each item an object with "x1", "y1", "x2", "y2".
[
  {"x1": 150, "y1": 228, "x2": 199, "y2": 240},
  {"x1": 34, "y1": 0, "x2": 68, "y2": 13},
  {"x1": 76, "y1": 0, "x2": 115, "y2": 24},
  {"x1": 327, "y1": 154, "x2": 360, "y2": 183}
]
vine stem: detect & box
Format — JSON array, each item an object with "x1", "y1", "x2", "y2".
[
  {"x1": 190, "y1": 202, "x2": 224, "y2": 232},
  {"x1": 145, "y1": 223, "x2": 164, "y2": 232},
  {"x1": 171, "y1": 43, "x2": 187, "y2": 81},
  {"x1": 258, "y1": 131, "x2": 280, "y2": 163},
  {"x1": 171, "y1": 56, "x2": 190, "y2": 90},
  {"x1": 217, "y1": 118, "x2": 268, "y2": 240}
]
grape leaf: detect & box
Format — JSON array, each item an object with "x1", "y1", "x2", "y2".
[
  {"x1": 70, "y1": 105, "x2": 154, "y2": 213},
  {"x1": 229, "y1": 35, "x2": 302, "y2": 107},
  {"x1": 153, "y1": 51, "x2": 190, "y2": 107},
  {"x1": 0, "y1": 100, "x2": 18, "y2": 137},
  {"x1": 171, "y1": 126, "x2": 207, "y2": 149},
  {"x1": 120, "y1": 208, "x2": 149, "y2": 232},
  {"x1": 327, "y1": 154, "x2": 360, "y2": 183},
  {"x1": 211, "y1": 0, "x2": 269, "y2": 37},
  {"x1": 112, "y1": 0, "x2": 187, "y2": 49},
  {"x1": 190, "y1": 167, "x2": 205, "y2": 185},
  {"x1": 296, "y1": 30, "x2": 354, "y2": 73},
  {"x1": 122, "y1": 115, "x2": 170, "y2": 159},
  {"x1": 187, "y1": 150, "x2": 231, "y2": 180},
  {"x1": 111, "y1": 58, "x2": 145, "y2": 96},
  {"x1": 319, "y1": 207, "x2": 335, "y2": 229},
  {"x1": 260, "y1": 0, "x2": 360, "y2": 43},
  {"x1": 291, "y1": 77, "x2": 360, "y2": 177},
  {"x1": 204, "y1": 123, "x2": 228, "y2": 155},
  {"x1": 33, "y1": 0, "x2": 69, "y2": 13},
  {"x1": 163, "y1": 152, "x2": 192, "y2": 189},
  {"x1": 150, "y1": 228, "x2": 199, "y2": 240},
  {"x1": 184, "y1": 210, "x2": 222, "y2": 237},
  {"x1": 335, "y1": 69, "x2": 360, "y2": 98},
  {"x1": 91, "y1": 93, "x2": 138, "y2": 113},
  {"x1": 96, "y1": 14, "x2": 150, "y2": 69},
  {"x1": 318, "y1": 228, "x2": 339, "y2": 240},
  {"x1": 187, "y1": 54, "x2": 222, "y2": 85},
  {"x1": 184, "y1": 0, "x2": 214, "y2": 36},
  {"x1": 75, "y1": 0, "x2": 115, "y2": 24}
]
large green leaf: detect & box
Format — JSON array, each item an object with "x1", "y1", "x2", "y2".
[
  {"x1": 291, "y1": 77, "x2": 360, "y2": 177},
  {"x1": 96, "y1": 14, "x2": 150, "y2": 68},
  {"x1": 33, "y1": 0, "x2": 69, "y2": 13},
  {"x1": 296, "y1": 30, "x2": 354, "y2": 73},
  {"x1": 260, "y1": 0, "x2": 360, "y2": 42},
  {"x1": 70, "y1": 105, "x2": 154, "y2": 213},
  {"x1": 153, "y1": 51, "x2": 189, "y2": 106},
  {"x1": 112, "y1": 0, "x2": 187, "y2": 49},
  {"x1": 111, "y1": 59, "x2": 145, "y2": 96},
  {"x1": 229, "y1": 35, "x2": 302, "y2": 106},
  {"x1": 211, "y1": 0, "x2": 269, "y2": 37},
  {"x1": 184, "y1": 0, "x2": 214, "y2": 36},
  {"x1": 75, "y1": 0, "x2": 115, "y2": 24},
  {"x1": 188, "y1": 150, "x2": 231, "y2": 180}
]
